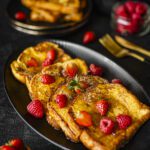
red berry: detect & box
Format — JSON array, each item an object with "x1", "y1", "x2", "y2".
[
  {"x1": 66, "y1": 63, "x2": 78, "y2": 78},
  {"x1": 26, "y1": 58, "x2": 38, "y2": 67},
  {"x1": 126, "y1": 21, "x2": 139, "y2": 34},
  {"x1": 111, "y1": 79, "x2": 122, "y2": 84},
  {"x1": 100, "y1": 118, "x2": 115, "y2": 134},
  {"x1": 42, "y1": 58, "x2": 53, "y2": 67},
  {"x1": 96, "y1": 100, "x2": 109, "y2": 116},
  {"x1": 0, "y1": 146, "x2": 16, "y2": 150},
  {"x1": 15, "y1": 11, "x2": 26, "y2": 21},
  {"x1": 79, "y1": 81, "x2": 89, "y2": 89},
  {"x1": 115, "y1": 5, "x2": 128, "y2": 18},
  {"x1": 125, "y1": 1, "x2": 136, "y2": 14},
  {"x1": 27, "y1": 100, "x2": 44, "y2": 118},
  {"x1": 56, "y1": 94, "x2": 68, "y2": 108},
  {"x1": 47, "y1": 49, "x2": 56, "y2": 61},
  {"x1": 116, "y1": 23, "x2": 127, "y2": 34},
  {"x1": 9, "y1": 138, "x2": 24, "y2": 150},
  {"x1": 41, "y1": 74, "x2": 55, "y2": 84},
  {"x1": 76, "y1": 111, "x2": 93, "y2": 127},
  {"x1": 132, "y1": 13, "x2": 141, "y2": 22},
  {"x1": 83, "y1": 31, "x2": 96, "y2": 44},
  {"x1": 135, "y1": 3, "x2": 147, "y2": 15},
  {"x1": 89, "y1": 64, "x2": 103, "y2": 76},
  {"x1": 116, "y1": 114, "x2": 132, "y2": 130},
  {"x1": 74, "y1": 87, "x2": 82, "y2": 94}
]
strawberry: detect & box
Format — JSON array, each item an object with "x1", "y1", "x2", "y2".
[
  {"x1": 41, "y1": 74, "x2": 55, "y2": 84},
  {"x1": 66, "y1": 63, "x2": 78, "y2": 78},
  {"x1": 15, "y1": 11, "x2": 26, "y2": 21},
  {"x1": 74, "y1": 87, "x2": 82, "y2": 94},
  {"x1": 116, "y1": 114, "x2": 132, "y2": 130},
  {"x1": 116, "y1": 23, "x2": 127, "y2": 34},
  {"x1": 9, "y1": 138, "x2": 24, "y2": 150},
  {"x1": 42, "y1": 58, "x2": 53, "y2": 67},
  {"x1": 26, "y1": 58, "x2": 38, "y2": 67},
  {"x1": 135, "y1": 3, "x2": 147, "y2": 15},
  {"x1": 47, "y1": 49, "x2": 56, "y2": 61},
  {"x1": 111, "y1": 79, "x2": 122, "y2": 84},
  {"x1": 96, "y1": 100, "x2": 109, "y2": 116},
  {"x1": 76, "y1": 111, "x2": 92, "y2": 127},
  {"x1": 83, "y1": 31, "x2": 96, "y2": 44},
  {"x1": 89, "y1": 64, "x2": 103, "y2": 76},
  {"x1": 125, "y1": 1, "x2": 136, "y2": 14},
  {"x1": 79, "y1": 81, "x2": 89, "y2": 89},
  {"x1": 115, "y1": 5, "x2": 128, "y2": 18},
  {"x1": 27, "y1": 100, "x2": 44, "y2": 118},
  {"x1": 100, "y1": 117, "x2": 115, "y2": 134},
  {"x1": 56, "y1": 94, "x2": 68, "y2": 108},
  {"x1": 0, "y1": 145, "x2": 16, "y2": 150},
  {"x1": 131, "y1": 13, "x2": 141, "y2": 22}
]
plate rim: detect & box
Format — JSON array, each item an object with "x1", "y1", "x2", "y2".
[{"x1": 3, "y1": 39, "x2": 150, "y2": 150}]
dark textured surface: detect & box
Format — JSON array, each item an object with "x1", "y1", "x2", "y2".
[{"x1": 0, "y1": 0, "x2": 150, "y2": 150}]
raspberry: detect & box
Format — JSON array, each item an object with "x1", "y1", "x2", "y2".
[
  {"x1": 100, "y1": 118, "x2": 115, "y2": 134},
  {"x1": 89, "y1": 64, "x2": 103, "y2": 76},
  {"x1": 56, "y1": 94, "x2": 68, "y2": 108},
  {"x1": 27, "y1": 100, "x2": 44, "y2": 118},
  {"x1": 41, "y1": 74, "x2": 55, "y2": 84},
  {"x1": 116, "y1": 114, "x2": 132, "y2": 130},
  {"x1": 0, "y1": 145, "x2": 16, "y2": 150},
  {"x1": 96, "y1": 100, "x2": 109, "y2": 116},
  {"x1": 115, "y1": 5, "x2": 128, "y2": 18},
  {"x1": 42, "y1": 58, "x2": 53, "y2": 67},
  {"x1": 135, "y1": 3, "x2": 147, "y2": 15},
  {"x1": 125, "y1": 1, "x2": 136, "y2": 14},
  {"x1": 83, "y1": 31, "x2": 96, "y2": 44}
]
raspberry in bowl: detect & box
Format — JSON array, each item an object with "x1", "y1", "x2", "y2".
[{"x1": 111, "y1": 1, "x2": 150, "y2": 36}]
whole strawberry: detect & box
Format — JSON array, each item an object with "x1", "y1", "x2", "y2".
[
  {"x1": 116, "y1": 114, "x2": 132, "y2": 129},
  {"x1": 89, "y1": 64, "x2": 103, "y2": 76},
  {"x1": 27, "y1": 100, "x2": 44, "y2": 118},
  {"x1": 100, "y1": 117, "x2": 115, "y2": 134},
  {"x1": 0, "y1": 145, "x2": 16, "y2": 150},
  {"x1": 96, "y1": 100, "x2": 109, "y2": 116},
  {"x1": 83, "y1": 31, "x2": 96, "y2": 44},
  {"x1": 8, "y1": 138, "x2": 24, "y2": 150}
]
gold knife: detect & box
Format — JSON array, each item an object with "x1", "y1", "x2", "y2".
[{"x1": 115, "y1": 35, "x2": 150, "y2": 57}]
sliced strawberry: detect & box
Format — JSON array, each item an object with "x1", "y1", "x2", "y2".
[
  {"x1": 76, "y1": 111, "x2": 92, "y2": 127},
  {"x1": 74, "y1": 87, "x2": 82, "y2": 94},
  {"x1": 96, "y1": 100, "x2": 109, "y2": 116},
  {"x1": 15, "y1": 11, "x2": 26, "y2": 21},
  {"x1": 100, "y1": 117, "x2": 115, "y2": 134},
  {"x1": 9, "y1": 138, "x2": 24, "y2": 150},
  {"x1": 41, "y1": 74, "x2": 55, "y2": 84},
  {"x1": 111, "y1": 79, "x2": 122, "y2": 84},
  {"x1": 56, "y1": 94, "x2": 68, "y2": 108},
  {"x1": 47, "y1": 49, "x2": 56, "y2": 61},
  {"x1": 83, "y1": 31, "x2": 96, "y2": 44},
  {"x1": 89, "y1": 64, "x2": 103, "y2": 76},
  {"x1": 27, "y1": 100, "x2": 44, "y2": 118},
  {"x1": 66, "y1": 63, "x2": 78, "y2": 78},
  {"x1": 26, "y1": 58, "x2": 38, "y2": 67},
  {"x1": 116, "y1": 114, "x2": 132, "y2": 130},
  {"x1": 0, "y1": 145, "x2": 16, "y2": 150},
  {"x1": 42, "y1": 58, "x2": 53, "y2": 67}
]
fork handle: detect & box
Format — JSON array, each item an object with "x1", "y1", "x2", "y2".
[{"x1": 128, "y1": 53, "x2": 150, "y2": 65}]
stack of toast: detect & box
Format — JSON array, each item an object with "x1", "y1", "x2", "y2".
[
  {"x1": 21, "y1": 0, "x2": 87, "y2": 23},
  {"x1": 11, "y1": 41, "x2": 150, "y2": 150}
]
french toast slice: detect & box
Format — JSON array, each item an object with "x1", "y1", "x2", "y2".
[
  {"x1": 47, "y1": 75, "x2": 108, "y2": 142},
  {"x1": 29, "y1": 58, "x2": 88, "y2": 102},
  {"x1": 11, "y1": 41, "x2": 71, "y2": 84},
  {"x1": 70, "y1": 84, "x2": 150, "y2": 150}
]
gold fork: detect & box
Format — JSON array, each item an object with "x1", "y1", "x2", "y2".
[{"x1": 99, "y1": 34, "x2": 150, "y2": 64}]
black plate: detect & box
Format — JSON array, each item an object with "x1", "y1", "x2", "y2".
[
  {"x1": 7, "y1": 0, "x2": 92, "y2": 31},
  {"x1": 4, "y1": 40, "x2": 150, "y2": 150}
]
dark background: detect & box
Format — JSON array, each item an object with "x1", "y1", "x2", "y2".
[{"x1": 0, "y1": 0, "x2": 150, "y2": 150}]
